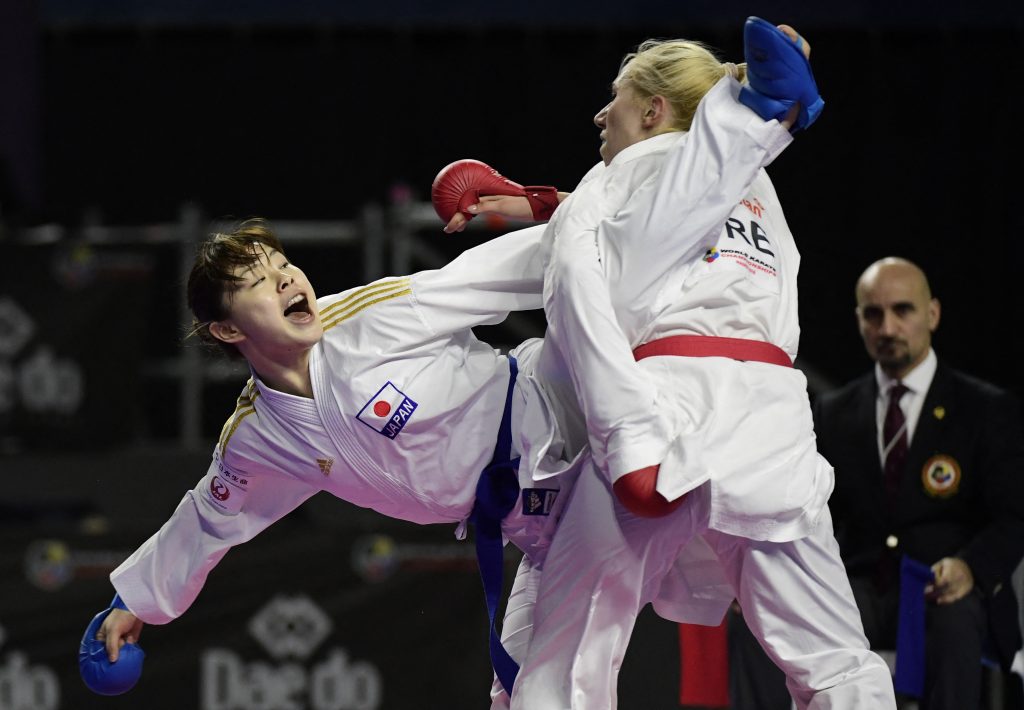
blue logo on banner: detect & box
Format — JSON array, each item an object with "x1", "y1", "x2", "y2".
[
  {"x1": 522, "y1": 488, "x2": 558, "y2": 516},
  {"x1": 356, "y1": 382, "x2": 418, "y2": 439}
]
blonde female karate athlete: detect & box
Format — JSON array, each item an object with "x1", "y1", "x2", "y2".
[
  {"x1": 516, "y1": 21, "x2": 895, "y2": 710},
  {"x1": 451, "y1": 19, "x2": 896, "y2": 710}
]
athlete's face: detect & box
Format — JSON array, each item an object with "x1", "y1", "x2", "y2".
[
  {"x1": 855, "y1": 262, "x2": 939, "y2": 379},
  {"x1": 594, "y1": 78, "x2": 648, "y2": 165},
  {"x1": 213, "y1": 245, "x2": 323, "y2": 364}
]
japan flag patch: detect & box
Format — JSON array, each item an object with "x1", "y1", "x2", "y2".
[{"x1": 357, "y1": 382, "x2": 418, "y2": 439}]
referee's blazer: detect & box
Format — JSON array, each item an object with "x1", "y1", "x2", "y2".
[{"x1": 813, "y1": 360, "x2": 1024, "y2": 669}]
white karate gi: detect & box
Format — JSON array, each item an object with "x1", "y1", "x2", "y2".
[
  {"x1": 110, "y1": 225, "x2": 575, "y2": 624},
  {"x1": 509, "y1": 78, "x2": 895, "y2": 709}
]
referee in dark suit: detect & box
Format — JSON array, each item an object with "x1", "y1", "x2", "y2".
[
  {"x1": 728, "y1": 257, "x2": 1024, "y2": 709},
  {"x1": 813, "y1": 257, "x2": 1024, "y2": 709}
]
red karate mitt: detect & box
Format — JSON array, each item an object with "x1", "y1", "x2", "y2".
[
  {"x1": 613, "y1": 465, "x2": 687, "y2": 518},
  {"x1": 431, "y1": 159, "x2": 560, "y2": 224}
]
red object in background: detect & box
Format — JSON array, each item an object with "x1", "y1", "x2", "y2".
[{"x1": 679, "y1": 620, "x2": 729, "y2": 707}]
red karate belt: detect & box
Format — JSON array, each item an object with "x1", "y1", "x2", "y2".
[{"x1": 632, "y1": 334, "x2": 792, "y2": 367}]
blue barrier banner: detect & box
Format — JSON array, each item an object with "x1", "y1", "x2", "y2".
[{"x1": 894, "y1": 555, "x2": 935, "y2": 698}]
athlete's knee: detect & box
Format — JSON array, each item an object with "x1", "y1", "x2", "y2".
[{"x1": 613, "y1": 465, "x2": 685, "y2": 518}]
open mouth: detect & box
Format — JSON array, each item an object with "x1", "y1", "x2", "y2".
[{"x1": 284, "y1": 293, "x2": 313, "y2": 322}]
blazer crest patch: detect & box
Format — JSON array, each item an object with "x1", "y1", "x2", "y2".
[{"x1": 921, "y1": 454, "x2": 961, "y2": 497}]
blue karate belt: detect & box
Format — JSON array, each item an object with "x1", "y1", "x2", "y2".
[
  {"x1": 894, "y1": 555, "x2": 935, "y2": 698},
  {"x1": 470, "y1": 355, "x2": 521, "y2": 696}
]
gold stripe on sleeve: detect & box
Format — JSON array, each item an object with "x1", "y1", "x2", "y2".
[
  {"x1": 319, "y1": 278, "x2": 410, "y2": 320},
  {"x1": 218, "y1": 380, "x2": 262, "y2": 452},
  {"x1": 322, "y1": 278, "x2": 412, "y2": 332}
]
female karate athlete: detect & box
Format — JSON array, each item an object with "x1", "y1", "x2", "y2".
[
  {"x1": 83, "y1": 218, "x2": 568, "y2": 689},
  {"x1": 452, "y1": 19, "x2": 896, "y2": 710}
]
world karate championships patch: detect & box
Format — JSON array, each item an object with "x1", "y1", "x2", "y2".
[
  {"x1": 921, "y1": 454, "x2": 961, "y2": 497},
  {"x1": 357, "y1": 382, "x2": 418, "y2": 439}
]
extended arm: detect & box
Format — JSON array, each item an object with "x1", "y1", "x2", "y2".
[
  {"x1": 100, "y1": 458, "x2": 316, "y2": 658},
  {"x1": 410, "y1": 223, "x2": 547, "y2": 336}
]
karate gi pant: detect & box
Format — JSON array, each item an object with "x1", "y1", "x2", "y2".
[{"x1": 495, "y1": 458, "x2": 896, "y2": 710}]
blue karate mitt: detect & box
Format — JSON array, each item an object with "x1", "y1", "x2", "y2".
[{"x1": 79, "y1": 595, "x2": 145, "y2": 695}]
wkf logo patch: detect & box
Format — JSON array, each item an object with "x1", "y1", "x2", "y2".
[
  {"x1": 522, "y1": 488, "x2": 559, "y2": 516},
  {"x1": 357, "y1": 382, "x2": 418, "y2": 439},
  {"x1": 921, "y1": 454, "x2": 961, "y2": 497}
]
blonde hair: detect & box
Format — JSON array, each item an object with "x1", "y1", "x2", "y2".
[{"x1": 618, "y1": 39, "x2": 746, "y2": 132}]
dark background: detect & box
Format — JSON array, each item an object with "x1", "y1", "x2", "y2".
[
  {"x1": 1, "y1": 1, "x2": 1023, "y2": 708},
  {"x1": 2, "y1": 0, "x2": 1020, "y2": 395}
]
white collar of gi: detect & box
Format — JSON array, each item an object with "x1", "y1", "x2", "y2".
[
  {"x1": 249, "y1": 360, "x2": 321, "y2": 421},
  {"x1": 607, "y1": 131, "x2": 684, "y2": 168}
]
